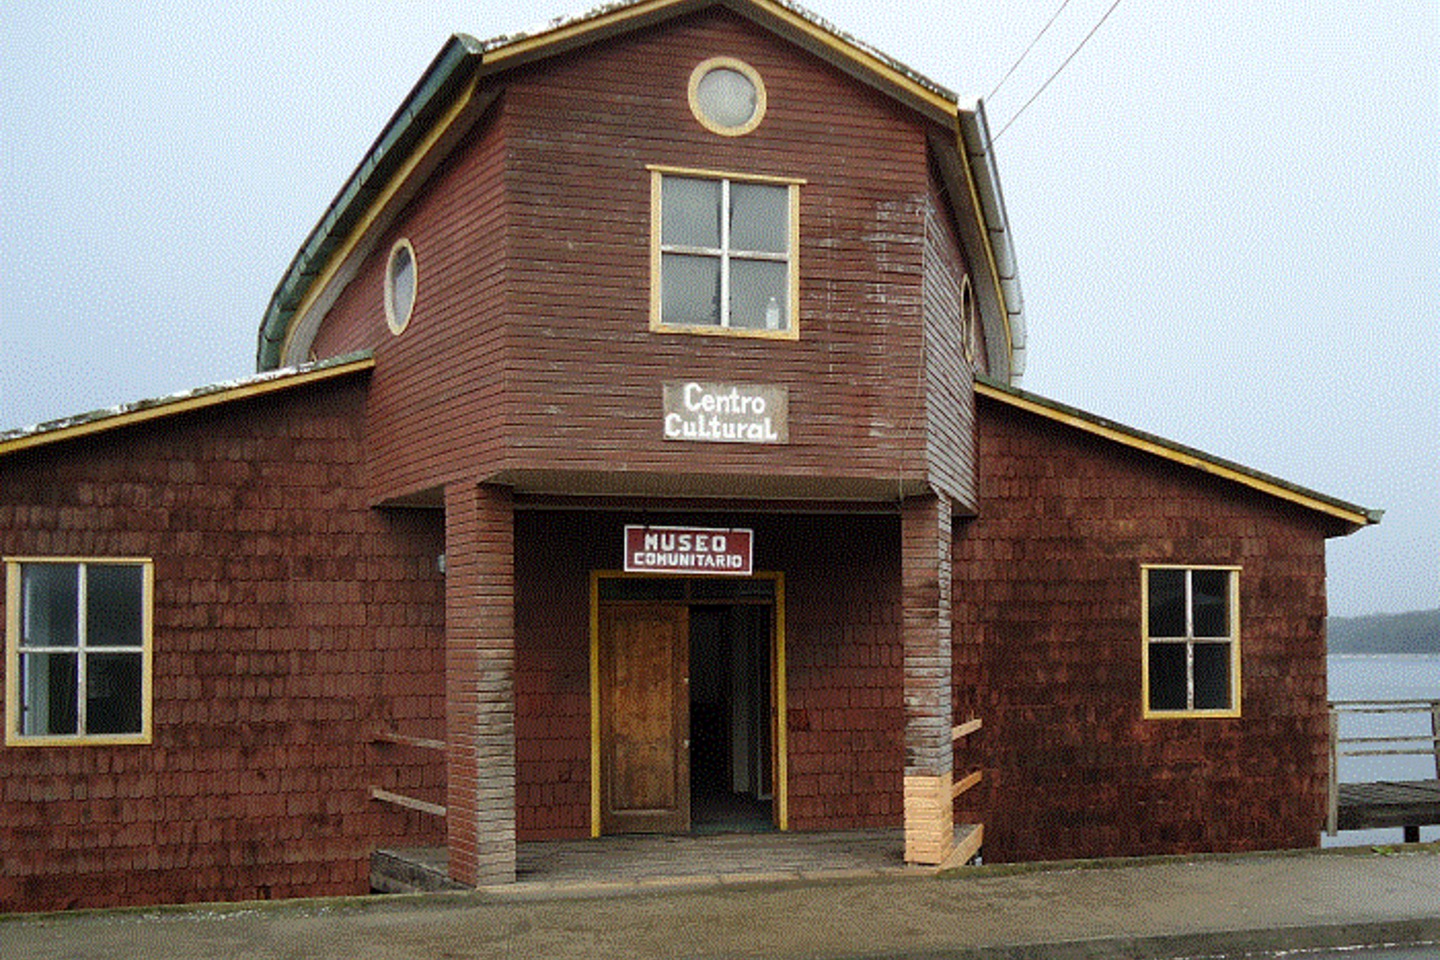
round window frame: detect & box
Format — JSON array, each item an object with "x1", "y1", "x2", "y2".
[
  {"x1": 384, "y1": 238, "x2": 417, "y2": 335},
  {"x1": 688, "y1": 57, "x2": 767, "y2": 137}
]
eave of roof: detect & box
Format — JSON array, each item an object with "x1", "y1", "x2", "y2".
[
  {"x1": 974, "y1": 374, "x2": 1382, "y2": 534},
  {"x1": 254, "y1": 0, "x2": 1026, "y2": 380},
  {"x1": 0, "y1": 352, "x2": 375, "y2": 460}
]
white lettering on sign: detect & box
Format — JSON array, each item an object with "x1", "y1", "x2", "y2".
[
  {"x1": 624, "y1": 526, "x2": 754, "y2": 576},
  {"x1": 662, "y1": 382, "x2": 788, "y2": 444}
]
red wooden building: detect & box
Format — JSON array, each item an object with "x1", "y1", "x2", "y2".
[{"x1": 0, "y1": 0, "x2": 1378, "y2": 912}]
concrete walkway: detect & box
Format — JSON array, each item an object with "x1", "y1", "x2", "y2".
[{"x1": 5, "y1": 845, "x2": 1438, "y2": 959}]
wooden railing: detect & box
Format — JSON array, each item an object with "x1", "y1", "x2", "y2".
[
  {"x1": 948, "y1": 717, "x2": 984, "y2": 867},
  {"x1": 371, "y1": 727, "x2": 448, "y2": 818},
  {"x1": 1326, "y1": 699, "x2": 1440, "y2": 836}
]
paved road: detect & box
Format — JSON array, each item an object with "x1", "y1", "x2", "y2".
[{"x1": 4, "y1": 848, "x2": 1438, "y2": 959}]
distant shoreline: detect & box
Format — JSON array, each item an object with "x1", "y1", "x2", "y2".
[{"x1": 1327, "y1": 608, "x2": 1440, "y2": 655}]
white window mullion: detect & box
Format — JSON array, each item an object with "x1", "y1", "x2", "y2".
[
  {"x1": 1183, "y1": 571, "x2": 1195, "y2": 710},
  {"x1": 719, "y1": 178, "x2": 732, "y2": 328},
  {"x1": 76, "y1": 564, "x2": 88, "y2": 736}
]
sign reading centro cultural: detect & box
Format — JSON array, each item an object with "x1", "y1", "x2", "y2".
[
  {"x1": 663, "y1": 381, "x2": 788, "y2": 444},
  {"x1": 624, "y1": 526, "x2": 754, "y2": 576}
]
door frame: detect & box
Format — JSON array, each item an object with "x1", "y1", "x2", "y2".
[{"x1": 590, "y1": 571, "x2": 787, "y2": 837}]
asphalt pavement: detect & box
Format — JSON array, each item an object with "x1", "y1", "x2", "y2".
[{"x1": 4, "y1": 845, "x2": 1438, "y2": 959}]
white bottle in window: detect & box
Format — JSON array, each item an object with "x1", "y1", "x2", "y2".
[{"x1": 765, "y1": 296, "x2": 780, "y2": 331}]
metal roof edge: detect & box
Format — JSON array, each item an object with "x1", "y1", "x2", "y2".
[
  {"x1": 973, "y1": 374, "x2": 1382, "y2": 533},
  {"x1": 255, "y1": 35, "x2": 483, "y2": 371},
  {"x1": 0, "y1": 352, "x2": 375, "y2": 459},
  {"x1": 955, "y1": 100, "x2": 1025, "y2": 384}
]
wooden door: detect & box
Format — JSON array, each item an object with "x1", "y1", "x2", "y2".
[{"x1": 599, "y1": 604, "x2": 690, "y2": 834}]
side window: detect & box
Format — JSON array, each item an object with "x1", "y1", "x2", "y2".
[
  {"x1": 650, "y1": 167, "x2": 801, "y2": 339},
  {"x1": 1142, "y1": 565, "x2": 1240, "y2": 718},
  {"x1": 5, "y1": 559, "x2": 153, "y2": 745}
]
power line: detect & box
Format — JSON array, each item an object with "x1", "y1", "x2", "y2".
[
  {"x1": 994, "y1": 0, "x2": 1126, "y2": 141},
  {"x1": 987, "y1": 0, "x2": 1075, "y2": 101}
]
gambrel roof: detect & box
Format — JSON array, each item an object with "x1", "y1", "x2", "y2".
[{"x1": 254, "y1": 0, "x2": 1027, "y2": 381}]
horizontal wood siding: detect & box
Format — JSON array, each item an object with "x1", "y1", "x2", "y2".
[
  {"x1": 309, "y1": 108, "x2": 512, "y2": 504},
  {"x1": 500, "y1": 10, "x2": 931, "y2": 486},
  {"x1": 923, "y1": 166, "x2": 979, "y2": 510},
  {"x1": 304, "y1": 10, "x2": 961, "y2": 502},
  {"x1": 953, "y1": 395, "x2": 1333, "y2": 861},
  {"x1": 0, "y1": 380, "x2": 446, "y2": 912}
]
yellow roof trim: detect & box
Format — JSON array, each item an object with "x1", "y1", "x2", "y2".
[
  {"x1": 955, "y1": 128, "x2": 1013, "y2": 370},
  {"x1": 278, "y1": 75, "x2": 482, "y2": 365},
  {"x1": 974, "y1": 378, "x2": 1379, "y2": 531},
  {"x1": 734, "y1": 0, "x2": 957, "y2": 119},
  {"x1": 0, "y1": 355, "x2": 375, "y2": 459},
  {"x1": 482, "y1": 0, "x2": 957, "y2": 120}
]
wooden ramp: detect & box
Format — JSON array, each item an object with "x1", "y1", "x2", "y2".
[
  {"x1": 1328, "y1": 699, "x2": 1440, "y2": 842},
  {"x1": 1336, "y1": 780, "x2": 1440, "y2": 842}
]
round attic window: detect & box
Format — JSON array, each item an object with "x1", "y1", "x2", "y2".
[
  {"x1": 689, "y1": 57, "x2": 766, "y2": 136},
  {"x1": 384, "y1": 239, "x2": 417, "y2": 335}
]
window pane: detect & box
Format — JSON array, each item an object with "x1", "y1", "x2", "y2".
[
  {"x1": 1192, "y1": 570, "x2": 1229, "y2": 638},
  {"x1": 729, "y1": 259, "x2": 788, "y2": 330},
  {"x1": 661, "y1": 253, "x2": 721, "y2": 325},
  {"x1": 389, "y1": 246, "x2": 415, "y2": 317},
  {"x1": 598, "y1": 578, "x2": 687, "y2": 602},
  {"x1": 87, "y1": 564, "x2": 144, "y2": 648},
  {"x1": 694, "y1": 67, "x2": 758, "y2": 129},
  {"x1": 87, "y1": 653, "x2": 144, "y2": 734},
  {"x1": 662, "y1": 177, "x2": 721, "y2": 248},
  {"x1": 730, "y1": 183, "x2": 787, "y2": 253},
  {"x1": 20, "y1": 652, "x2": 79, "y2": 735},
  {"x1": 1148, "y1": 643, "x2": 1187, "y2": 711},
  {"x1": 20, "y1": 564, "x2": 79, "y2": 648},
  {"x1": 1193, "y1": 643, "x2": 1231, "y2": 710},
  {"x1": 1146, "y1": 569, "x2": 1186, "y2": 638},
  {"x1": 691, "y1": 578, "x2": 775, "y2": 601}
]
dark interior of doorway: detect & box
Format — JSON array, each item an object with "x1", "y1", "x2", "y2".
[{"x1": 689, "y1": 604, "x2": 773, "y2": 834}]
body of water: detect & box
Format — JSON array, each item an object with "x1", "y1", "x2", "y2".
[{"x1": 1324, "y1": 652, "x2": 1440, "y2": 846}]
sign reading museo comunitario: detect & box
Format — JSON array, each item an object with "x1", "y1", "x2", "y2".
[
  {"x1": 624, "y1": 526, "x2": 754, "y2": 576},
  {"x1": 663, "y1": 381, "x2": 788, "y2": 444}
]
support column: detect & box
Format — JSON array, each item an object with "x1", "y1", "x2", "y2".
[
  {"x1": 444, "y1": 482, "x2": 515, "y2": 885},
  {"x1": 902, "y1": 493, "x2": 954, "y2": 865}
]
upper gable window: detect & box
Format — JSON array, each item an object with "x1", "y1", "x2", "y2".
[
  {"x1": 689, "y1": 57, "x2": 766, "y2": 136},
  {"x1": 649, "y1": 167, "x2": 801, "y2": 339}
]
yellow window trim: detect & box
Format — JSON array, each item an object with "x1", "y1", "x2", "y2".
[
  {"x1": 648, "y1": 166, "x2": 803, "y2": 341},
  {"x1": 5, "y1": 557, "x2": 155, "y2": 747},
  {"x1": 589, "y1": 570, "x2": 788, "y2": 836},
  {"x1": 1140, "y1": 564, "x2": 1242, "y2": 720},
  {"x1": 688, "y1": 56, "x2": 768, "y2": 137}
]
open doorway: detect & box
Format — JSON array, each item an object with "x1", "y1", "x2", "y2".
[
  {"x1": 689, "y1": 604, "x2": 773, "y2": 833},
  {"x1": 594, "y1": 574, "x2": 783, "y2": 837}
]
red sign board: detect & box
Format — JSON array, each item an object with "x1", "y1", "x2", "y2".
[{"x1": 623, "y1": 526, "x2": 754, "y2": 576}]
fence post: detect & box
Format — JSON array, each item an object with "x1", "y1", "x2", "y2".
[
  {"x1": 1326, "y1": 707, "x2": 1339, "y2": 837},
  {"x1": 1431, "y1": 701, "x2": 1440, "y2": 780}
]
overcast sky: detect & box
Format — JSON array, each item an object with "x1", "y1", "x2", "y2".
[{"x1": 2, "y1": 0, "x2": 1435, "y2": 617}]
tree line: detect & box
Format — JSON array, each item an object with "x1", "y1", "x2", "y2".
[{"x1": 1327, "y1": 608, "x2": 1440, "y2": 654}]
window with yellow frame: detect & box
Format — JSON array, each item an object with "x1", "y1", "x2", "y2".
[
  {"x1": 649, "y1": 166, "x2": 801, "y2": 340},
  {"x1": 1141, "y1": 565, "x2": 1241, "y2": 718},
  {"x1": 5, "y1": 558, "x2": 153, "y2": 745}
]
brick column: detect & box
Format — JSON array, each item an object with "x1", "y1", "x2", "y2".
[
  {"x1": 902, "y1": 492, "x2": 954, "y2": 865},
  {"x1": 444, "y1": 482, "x2": 516, "y2": 885}
]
